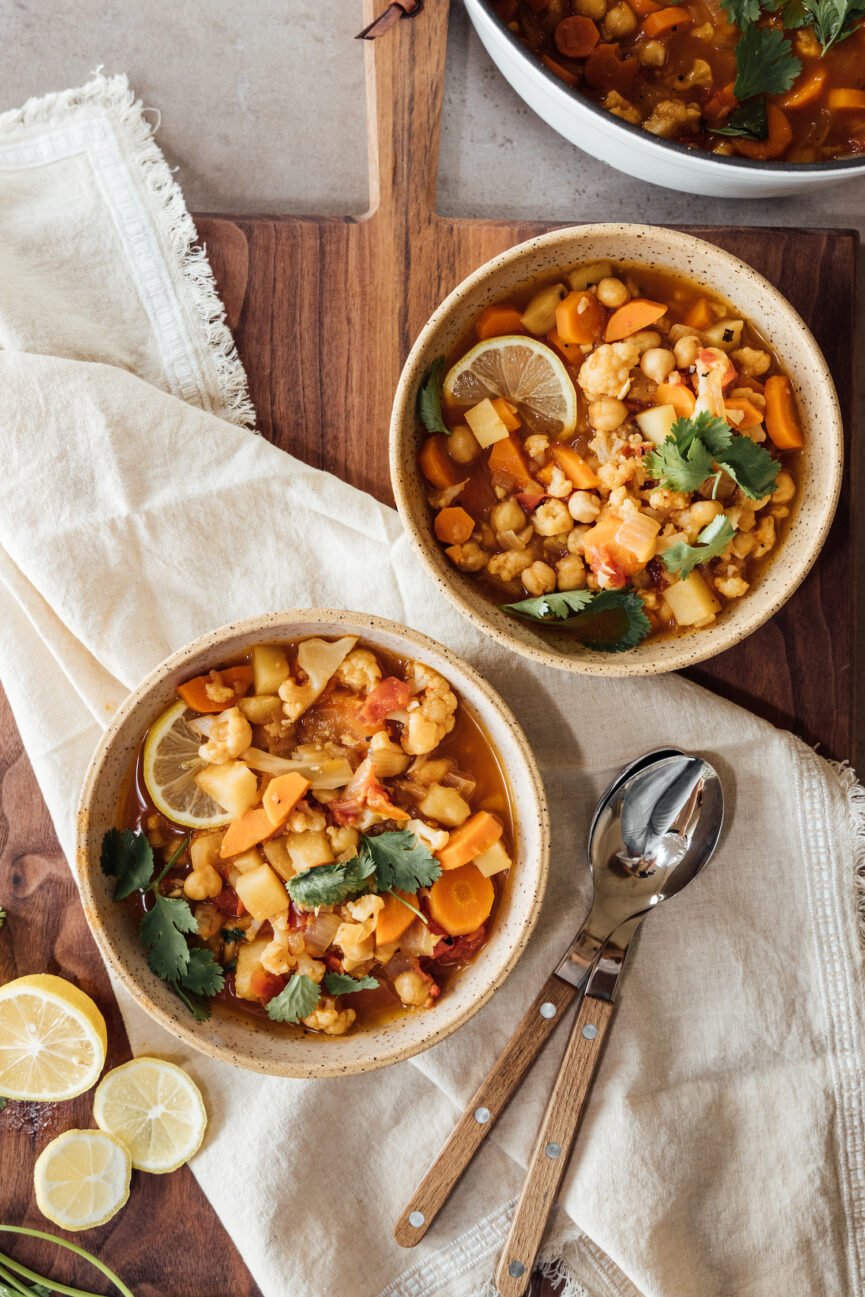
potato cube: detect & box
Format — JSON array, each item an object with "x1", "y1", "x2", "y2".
[
  {"x1": 664, "y1": 572, "x2": 721, "y2": 627},
  {"x1": 284, "y1": 830, "x2": 334, "y2": 873},
  {"x1": 190, "y1": 831, "x2": 224, "y2": 873},
  {"x1": 235, "y1": 938, "x2": 271, "y2": 1001},
  {"x1": 418, "y1": 783, "x2": 472, "y2": 828},
  {"x1": 238, "y1": 694, "x2": 284, "y2": 725},
  {"x1": 473, "y1": 840, "x2": 513, "y2": 878},
  {"x1": 262, "y1": 837, "x2": 296, "y2": 881},
  {"x1": 635, "y1": 404, "x2": 676, "y2": 446},
  {"x1": 194, "y1": 761, "x2": 258, "y2": 818},
  {"x1": 231, "y1": 848, "x2": 264, "y2": 875},
  {"x1": 465, "y1": 399, "x2": 510, "y2": 450},
  {"x1": 235, "y1": 862, "x2": 289, "y2": 922},
  {"x1": 251, "y1": 644, "x2": 290, "y2": 695},
  {"x1": 519, "y1": 282, "x2": 568, "y2": 335}
]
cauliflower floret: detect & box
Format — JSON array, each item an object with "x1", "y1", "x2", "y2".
[
  {"x1": 406, "y1": 817, "x2": 449, "y2": 853},
  {"x1": 578, "y1": 341, "x2": 640, "y2": 402},
  {"x1": 533, "y1": 498, "x2": 573, "y2": 536},
  {"x1": 393, "y1": 969, "x2": 437, "y2": 1009},
  {"x1": 198, "y1": 706, "x2": 252, "y2": 764},
  {"x1": 604, "y1": 90, "x2": 641, "y2": 125},
  {"x1": 203, "y1": 671, "x2": 237, "y2": 705},
  {"x1": 714, "y1": 574, "x2": 749, "y2": 599},
  {"x1": 303, "y1": 997, "x2": 356, "y2": 1035},
  {"x1": 261, "y1": 930, "x2": 294, "y2": 976},
  {"x1": 732, "y1": 347, "x2": 772, "y2": 378},
  {"x1": 695, "y1": 347, "x2": 732, "y2": 419},
  {"x1": 401, "y1": 662, "x2": 458, "y2": 756},
  {"x1": 334, "y1": 648, "x2": 382, "y2": 695},
  {"x1": 285, "y1": 801, "x2": 327, "y2": 833},
  {"x1": 296, "y1": 952, "x2": 326, "y2": 983},
  {"x1": 346, "y1": 894, "x2": 385, "y2": 925},
  {"x1": 446, "y1": 540, "x2": 488, "y2": 572},
  {"x1": 546, "y1": 465, "x2": 573, "y2": 498},
  {"x1": 326, "y1": 824, "x2": 360, "y2": 859},
  {"x1": 487, "y1": 550, "x2": 533, "y2": 583},
  {"x1": 751, "y1": 515, "x2": 776, "y2": 558},
  {"x1": 643, "y1": 100, "x2": 702, "y2": 138}
]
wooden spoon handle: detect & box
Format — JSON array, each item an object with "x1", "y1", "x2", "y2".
[
  {"x1": 494, "y1": 996, "x2": 616, "y2": 1297},
  {"x1": 394, "y1": 973, "x2": 579, "y2": 1246}
]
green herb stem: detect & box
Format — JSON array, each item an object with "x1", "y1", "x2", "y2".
[
  {"x1": 386, "y1": 889, "x2": 429, "y2": 926},
  {"x1": 0, "y1": 1257, "x2": 42, "y2": 1297},
  {"x1": 151, "y1": 836, "x2": 191, "y2": 889},
  {"x1": 0, "y1": 1227, "x2": 135, "y2": 1297}
]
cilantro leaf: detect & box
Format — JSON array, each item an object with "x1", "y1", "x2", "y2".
[
  {"x1": 798, "y1": 0, "x2": 865, "y2": 49},
  {"x1": 266, "y1": 974, "x2": 321, "y2": 1023},
  {"x1": 179, "y1": 947, "x2": 225, "y2": 997},
  {"x1": 501, "y1": 588, "x2": 594, "y2": 621},
  {"x1": 645, "y1": 429, "x2": 716, "y2": 494},
  {"x1": 418, "y1": 358, "x2": 449, "y2": 436},
  {"x1": 0, "y1": 1096, "x2": 7, "y2": 1112},
  {"x1": 141, "y1": 894, "x2": 197, "y2": 982},
  {"x1": 662, "y1": 516, "x2": 737, "y2": 580},
  {"x1": 170, "y1": 983, "x2": 213, "y2": 1022},
  {"x1": 221, "y1": 926, "x2": 246, "y2": 943},
  {"x1": 504, "y1": 587, "x2": 651, "y2": 653},
  {"x1": 721, "y1": 0, "x2": 763, "y2": 25},
  {"x1": 359, "y1": 830, "x2": 442, "y2": 893},
  {"x1": 687, "y1": 413, "x2": 733, "y2": 457},
  {"x1": 733, "y1": 26, "x2": 801, "y2": 100},
  {"x1": 323, "y1": 971, "x2": 380, "y2": 995},
  {"x1": 716, "y1": 434, "x2": 779, "y2": 499},
  {"x1": 286, "y1": 853, "x2": 376, "y2": 908},
  {"x1": 712, "y1": 98, "x2": 769, "y2": 139},
  {"x1": 100, "y1": 827, "x2": 154, "y2": 900}
]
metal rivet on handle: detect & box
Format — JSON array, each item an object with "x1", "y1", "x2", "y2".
[
  {"x1": 582, "y1": 1023, "x2": 598, "y2": 1040},
  {"x1": 474, "y1": 1106, "x2": 491, "y2": 1124},
  {"x1": 508, "y1": 1261, "x2": 526, "y2": 1278},
  {"x1": 408, "y1": 1211, "x2": 425, "y2": 1228},
  {"x1": 540, "y1": 1001, "x2": 557, "y2": 1019},
  {"x1": 545, "y1": 1142, "x2": 562, "y2": 1159}
]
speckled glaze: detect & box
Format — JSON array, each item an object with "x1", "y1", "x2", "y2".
[
  {"x1": 76, "y1": 611, "x2": 550, "y2": 1078},
  {"x1": 390, "y1": 223, "x2": 843, "y2": 677}
]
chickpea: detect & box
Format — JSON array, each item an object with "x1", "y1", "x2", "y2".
[
  {"x1": 574, "y1": 0, "x2": 607, "y2": 16},
  {"x1": 628, "y1": 329, "x2": 662, "y2": 355},
  {"x1": 772, "y1": 470, "x2": 796, "y2": 506},
  {"x1": 603, "y1": 1, "x2": 638, "y2": 35},
  {"x1": 596, "y1": 276, "x2": 629, "y2": 308},
  {"x1": 556, "y1": 553, "x2": 587, "y2": 591},
  {"x1": 640, "y1": 347, "x2": 676, "y2": 384},
  {"x1": 448, "y1": 424, "x2": 482, "y2": 464},
  {"x1": 588, "y1": 397, "x2": 629, "y2": 432},
  {"x1": 689, "y1": 499, "x2": 724, "y2": 529},
  {"x1": 533, "y1": 498, "x2": 573, "y2": 536},
  {"x1": 568, "y1": 490, "x2": 601, "y2": 524},
  {"x1": 394, "y1": 970, "x2": 430, "y2": 1007},
  {"x1": 567, "y1": 525, "x2": 590, "y2": 553},
  {"x1": 491, "y1": 498, "x2": 526, "y2": 533},
  {"x1": 673, "y1": 335, "x2": 701, "y2": 369},
  {"x1": 194, "y1": 903, "x2": 222, "y2": 940},
  {"x1": 184, "y1": 864, "x2": 222, "y2": 901},
  {"x1": 522, "y1": 560, "x2": 557, "y2": 596},
  {"x1": 638, "y1": 39, "x2": 667, "y2": 66},
  {"x1": 732, "y1": 347, "x2": 772, "y2": 378}
]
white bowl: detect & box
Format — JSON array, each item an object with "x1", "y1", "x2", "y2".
[
  {"x1": 464, "y1": 0, "x2": 865, "y2": 198},
  {"x1": 76, "y1": 610, "x2": 550, "y2": 1077}
]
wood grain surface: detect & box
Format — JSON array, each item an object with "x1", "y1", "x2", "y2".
[{"x1": 0, "y1": 1, "x2": 858, "y2": 1295}]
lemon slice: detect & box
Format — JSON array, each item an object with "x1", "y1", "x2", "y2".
[
  {"x1": 93, "y1": 1056, "x2": 207, "y2": 1174},
  {"x1": 143, "y1": 699, "x2": 231, "y2": 829},
  {"x1": 34, "y1": 1129, "x2": 131, "y2": 1230},
  {"x1": 443, "y1": 335, "x2": 578, "y2": 437},
  {"x1": 0, "y1": 974, "x2": 107, "y2": 1102}
]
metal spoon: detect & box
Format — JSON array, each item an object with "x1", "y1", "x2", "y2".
[
  {"x1": 494, "y1": 754, "x2": 723, "y2": 1297},
  {"x1": 395, "y1": 747, "x2": 692, "y2": 1247}
]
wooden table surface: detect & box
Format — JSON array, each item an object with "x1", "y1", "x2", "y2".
[{"x1": 0, "y1": 2, "x2": 859, "y2": 1295}]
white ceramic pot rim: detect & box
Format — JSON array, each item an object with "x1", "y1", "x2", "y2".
[
  {"x1": 471, "y1": 0, "x2": 865, "y2": 180},
  {"x1": 76, "y1": 608, "x2": 551, "y2": 1077}
]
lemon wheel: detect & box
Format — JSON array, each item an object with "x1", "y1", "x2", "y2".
[
  {"x1": 143, "y1": 700, "x2": 231, "y2": 829},
  {"x1": 443, "y1": 335, "x2": 578, "y2": 437},
  {"x1": 93, "y1": 1056, "x2": 207, "y2": 1174},
  {"x1": 34, "y1": 1129, "x2": 131, "y2": 1230},
  {"x1": 0, "y1": 974, "x2": 107, "y2": 1102}
]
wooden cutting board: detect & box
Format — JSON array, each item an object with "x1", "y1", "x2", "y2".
[{"x1": 0, "y1": 2, "x2": 858, "y2": 1294}]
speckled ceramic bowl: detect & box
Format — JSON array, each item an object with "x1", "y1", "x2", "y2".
[
  {"x1": 390, "y1": 223, "x2": 843, "y2": 677},
  {"x1": 77, "y1": 611, "x2": 550, "y2": 1077}
]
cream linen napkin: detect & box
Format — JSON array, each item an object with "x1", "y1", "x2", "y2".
[{"x1": 2, "y1": 76, "x2": 865, "y2": 1297}]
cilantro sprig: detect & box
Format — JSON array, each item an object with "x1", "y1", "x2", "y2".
[
  {"x1": 323, "y1": 971, "x2": 380, "y2": 995},
  {"x1": 266, "y1": 973, "x2": 322, "y2": 1024},
  {"x1": 418, "y1": 358, "x2": 449, "y2": 436},
  {"x1": 712, "y1": 99, "x2": 769, "y2": 140},
  {"x1": 768, "y1": 0, "x2": 865, "y2": 48},
  {"x1": 646, "y1": 412, "x2": 778, "y2": 501},
  {"x1": 661, "y1": 516, "x2": 737, "y2": 580},
  {"x1": 503, "y1": 588, "x2": 652, "y2": 653},
  {"x1": 100, "y1": 829, "x2": 225, "y2": 1020},
  {"x1": 732, "y1": 25, "x2": 801, "y2": 100},
  {"x1": 286, "y1": 829, "x2": 441, "y2": 909}
]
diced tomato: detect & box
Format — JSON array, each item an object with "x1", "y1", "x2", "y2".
[
  {"x1": 431, "y1": 925, "x2": 488, "y2": 963},
  {"x1": 249, "y1": 967, "x2": 288, "y2": 1003},
  {"x1": 701, "y1": 83, "x2": 737, "y2": 125},
  {"x1": 331, "y1": 757, "x2": 410, "y2": 825},
  {"x1": 288, "y1": 902, "x2": 308, "y2": 932},
  {"x1": 515, "y1": 491, "x2": 546, "y2": 512},
  {"x1": 214, "y1": 888, "x2": 246, "y2": 917},
  {"x1": 324, "y1": 953, "x2": 343, "y2": 973},
  {"x1": 359, "y1": 677, "x2": 412, "y2": 727},
  {"x1": 584, "y1": 544, "x2": 628, "y2": 589}
]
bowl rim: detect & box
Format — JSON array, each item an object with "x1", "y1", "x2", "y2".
[
  {"x1": 75, "y1": 608, "x2": 551, "y2": 1077},
  {"x1": 389, "y1": 221, "x2": 844, "y2": 677},
  {"x1": 468, "y1": 0, "x2": 865, "y2": 177}
]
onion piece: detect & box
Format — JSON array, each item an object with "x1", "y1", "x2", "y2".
[
  {"x1": 304, "y1": 911, "x2": 342, "y2": 955},
  {"x1": 399, "y1": 918, "x2": 439, "y2": 958},
  {"x1": 442, "y1": 769, "x2": 477, "y2": 799},
  {"x1": 241, "y1": 746, "x2": 353, "y2": 788},
  {"x1": 499, "y1": 528, "x2": 529, "y2": 551}
]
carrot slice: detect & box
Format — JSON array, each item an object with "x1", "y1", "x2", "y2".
[
  {"x1": 732, "y1": 104, "x2": 792, "y2": 161},
  {"x1": 723, "y1": 396, "x2": 764, "y2": 430},
  {"x1": 605, "y1": 298, "x2": 667, "y2": 342},
  {"x1": 492, "y1": 397, "x2": 522, "y2": 431},
  {"x1": 546, "y1": 327, "x2": 585, "y2": 365},
  {"x1": 584, "y1": 44, "x2": 638, "y2": 92},
  {"x1": 555, "y1": 290, "x2": 605, "y2": 345},
  {"x1": 764, "y1": 375, "x2": 803, "y2": 450},
  {"x1": 629, "y1": 0, "x2": 662, "y2": 14},
  {"x1": 684, "y1": 298, "x2": 714, "y2": 331},
  {"x1": 419, "y1": 434, "x2": 461, "y2": 489},
  {"x1": 477, "y1": 305, "x2": 525, "y2": 340},
  {"x1": 262, "y1": 772, "x2": 311, "y2": 828},
  {"x1": 541, "y1": 54, "x2": 580, "y2": 87},
  {"x1": 640, "y1": 6, "x2": 693, "y2": 38},
  {"x1": 177, "y1": 665, "x2": 254, "y2": 714},
  {"x1": 434, "y1": 506, "x2": 475, "y2": 545},
  {"x1": 827, "y1": 89, "x2": 865, "y2": 113},
  {"x1": 552, "y1": 444, "x2": 601, "y2": 489},
  {"x1": 656, "y1": 381, "x2": 696, "y2": 418},
  {"x1": 429, "y1": 864, "x2": 495, "y2": 937},
  {"x1": 554, "y1": 15, "x2": 601, "y2": 58},
  {"x1": 220, "y1": 807, "x2": 277, "y2": 859},
  {"x1": 438, "y1": 811, "x2": 503, "y2": 871},
  {"x1": 488, "y1": 434, "x2": 539, "y2": 490},
  {"x1": 376, "y1": 891, "x2": 418, "y2": 946},
  {"x1": 779, "y1": 66, "x2": 827, "y2": 110}
]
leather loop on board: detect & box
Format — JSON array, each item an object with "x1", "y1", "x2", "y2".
[{"x1": 356, "y1": 0, "x2": 424, "y2": 41}]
